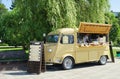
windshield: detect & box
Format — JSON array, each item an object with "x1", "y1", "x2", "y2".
[{"x1": 46, "y1": 34, "x2": 59, "y2": 43}]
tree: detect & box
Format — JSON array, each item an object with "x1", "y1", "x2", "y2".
[
  {"x1": 7, "y1": 0, "x2": 51, "y2": 49},
  {"x1": 0, "y1": 3, "x2": 8, "y2": 41},
  {"x1": 47, "y1": 0, "x2": 77, "y2": 30},
  {"x1": 10, "y1": 1, "x2": 16, "y2": 10},
  {"x1": 0, "y1": 3, "x2": 7, "y2": 15},
  {"x1": 115, "y1": 12, "x2": 120, "y2": 45},
  {"x1": 75, "y1": 0, "x2": 109, "y2": 25},
  {"x1": 0, "y1": 0, "x2": 112, "y2": 48},
  {"x1": 118, "y1": 12, "x2": 120, "y2": 25},
  {"x1": 105, "y1": 12, "x2": 120, "y2": 45}
]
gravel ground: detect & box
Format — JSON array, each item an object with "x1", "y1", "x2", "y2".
[{"x1": 0, "y1": 58, "x2": 120, "y2": 79}]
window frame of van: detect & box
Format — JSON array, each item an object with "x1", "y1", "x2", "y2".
[
  {"x1": 60, "y1": 34, "x2": 74, "y2": 44},
  {"x1": 46, "y1": 34, "x2": 59, "y2": 43}
]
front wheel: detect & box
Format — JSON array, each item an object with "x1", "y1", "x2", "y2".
[
  {"x1": 98, "y1": 56, "x2": 107, "y2": 65},
  {"x1": 62, "y1": 57, "x2": 74, "y2": 70}
]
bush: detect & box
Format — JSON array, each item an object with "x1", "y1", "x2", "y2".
[{"x1": 0, "y1": 43, "x2": 8, "y2": 46}]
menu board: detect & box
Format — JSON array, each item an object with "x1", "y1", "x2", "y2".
[{"x1": 29, "y1": 45, "x2": 41, "y2": 61}]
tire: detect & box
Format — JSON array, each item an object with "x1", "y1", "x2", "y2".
[
  {"x1": 62, "y1": 57, "x2": 74, "y2": 70},
  {"x1": 98, "y1": 55, "x2": 107, "y2": 65}
]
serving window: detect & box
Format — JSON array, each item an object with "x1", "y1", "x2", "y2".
[
  {"x1": 77, "y1": 33, "x2": 108, "y2": 46},
  {"x1": 77, "y1": 22, "x2": 111, "y2": 47}
]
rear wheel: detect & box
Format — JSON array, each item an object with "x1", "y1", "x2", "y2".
[
  {"x1": 98, "y1": 55, "x2": 107, "y2": 65},
  {"x1": 62, "y1": 57, "x2": 74, "y2": 70}
]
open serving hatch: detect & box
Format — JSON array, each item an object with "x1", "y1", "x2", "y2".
[{"x1": 78, "y1": 22, "x2": 112, "y2": 34}]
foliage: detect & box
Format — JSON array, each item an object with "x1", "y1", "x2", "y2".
[
  {"x1": 0, "y1": 3, "x2": 7, "y2": 15},
  {"x1": 0, "y1": 3, "x2": 7, "y2": 41},
  {"x1": 47, "y1": 0, "x2": 110, "y2": 29},
  {"x1": 1, "y1": 0, "x2": 120, "y2": 48},
  {"x1": 12, "y1": 0, "x2": 51, "y2": 49},
  {"x1": 116, "y1": 12, "x2": 120, "y2": 46},
  {"x1": 105, "y1": 12, "x2": 120, "y2": 45},
  {"x1": 118, "y1": 13, "x2": 120, "y2": 26},
  {"x1": 47, "y1": 0, "x2": 77, "y2": 30},
  {"x1": 104, "y1": 12, "x2": 120, "y2": 46},
  {"x1": 1, "y1": 11, "x2": 21, "y2": 46},
  {"x1": 75, "y1": 0, "x2": 109, "y2": 25}
]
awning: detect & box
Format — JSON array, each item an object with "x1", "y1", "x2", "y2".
[{"x1": 78, "y1": 22, "x2": 111, "y2": 34}]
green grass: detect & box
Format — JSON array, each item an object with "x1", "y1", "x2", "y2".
[
  {"x1": 0, "y1": 58, "x2": 28, "y2": 62},
  {"x1": 0, "y1": 43, "x2": 9, "y2": 46},
  {"x1": 113, "y1": 47, "x2": 120, "y2": 57},
  {"x1": 113, "y1": 49, "x2": 117, "y2": 57},
  {"x1": 25, "y1": 50, "x2": 29, "y2": 53},
  {"x1": 0, "y1": 47, "x2": 23, "y2": 52}
]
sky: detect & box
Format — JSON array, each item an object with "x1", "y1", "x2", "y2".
[
  {"x1": 110, "y1": 0, "x2": 120, "y2": 12},
  {"x1": 1, "y1": 0, "x2": 120, "y2": 12},
  {"x1": 1, "y1": 0, "x2": 12, "y2": 10}
]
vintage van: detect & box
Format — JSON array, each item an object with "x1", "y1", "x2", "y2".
[{"x1": 44, "y1": 22, "x2": 111, "y2": 69}]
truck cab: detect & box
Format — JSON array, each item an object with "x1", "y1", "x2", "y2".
[{"x1": 44, "y1": 22, "x2": 111, "y2": 69}]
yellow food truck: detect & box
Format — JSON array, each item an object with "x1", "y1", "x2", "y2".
[{"x1": 44, "y1": 22, "x2": 111, "y2": 69}]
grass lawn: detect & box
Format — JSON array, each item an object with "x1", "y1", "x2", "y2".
[
  {"x1": 0, "y1": 47, "x2": 23, "y2": 52},
  {"x1": 113, "y1": 47, "x2": 120, "y2": 57},
  {"x1": 113, "y1": 49, "x2": 117, "y2": 57}
]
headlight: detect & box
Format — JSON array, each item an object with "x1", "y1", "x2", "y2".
[
  {"x1": 55, "y1": 58, "x2": 61, "y2": 63},
  {"x1": 48, "y1": 49, "x2": 52, "y2": 52}
]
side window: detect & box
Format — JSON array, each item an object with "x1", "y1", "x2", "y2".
[
  {"x1": 77, "y1": 33, "x2": 107, "y2": 46},
  {"x1": 61, "y1": 35, "x2": 74, "y2": 44}
]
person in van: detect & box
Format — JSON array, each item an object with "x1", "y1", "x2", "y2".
[
  {"x1": 83, "y1": 34, "x2": 89, "y2": 46},
  {"x1": 97, "y1": 35, "x2": 106, "y2": 45}
]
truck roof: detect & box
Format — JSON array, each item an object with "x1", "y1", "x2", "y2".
[
  {"x1": 48, "y1": 28, "x2": 77, "y2": 35},
  {"x1": 48, "y1": 22, "x2": 112, "y2": 35}
]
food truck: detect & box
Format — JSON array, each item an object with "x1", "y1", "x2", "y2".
[{"x1": 44, "y1": 22, "x2": 111, "y2": 70}]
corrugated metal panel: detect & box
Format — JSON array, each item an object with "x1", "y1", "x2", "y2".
[{"x1": 78, "y1": 22, "x2": 111, "y2": 34}]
